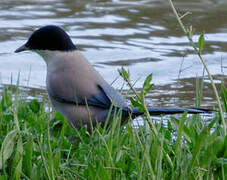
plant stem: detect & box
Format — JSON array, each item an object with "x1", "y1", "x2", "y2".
[
  {"x1": 168, "y1": 0, "x2": 226, "y2": 135},
  {"x1": 123, "y1": 76, "x2": 173, "y2": 168}
]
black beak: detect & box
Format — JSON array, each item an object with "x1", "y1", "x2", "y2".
[{"x1": 15, "y1": 44, "x2": 29, "y2": 53}]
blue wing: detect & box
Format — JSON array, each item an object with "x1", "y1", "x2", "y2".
[{"x1": 49, "y1": 82, "x2": 130, "y2": 111}]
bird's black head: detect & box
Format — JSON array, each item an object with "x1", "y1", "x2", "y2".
[{"x1": 15, "y1": 25, "x2": 77, "y2": 52}]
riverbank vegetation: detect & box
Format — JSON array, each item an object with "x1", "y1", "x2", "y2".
[
  {"x1": 0, "y1": 77, "x2": 227, "y2": 179},
  {"x1": 1, "y1": 1, "x2": 227, "y2": 179}
]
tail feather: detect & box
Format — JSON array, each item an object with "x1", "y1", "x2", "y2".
[{"x1": 132, "y1": 107, "x2": 212, "y2": 116}]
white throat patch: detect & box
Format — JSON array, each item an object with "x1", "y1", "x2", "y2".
[{"x1": 35, "y1": 50, "x2": 76, "y2": 65}]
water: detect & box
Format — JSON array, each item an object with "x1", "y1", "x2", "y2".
[{"x1": 1, "y1": 0, "x2": 227, "y2": 108}]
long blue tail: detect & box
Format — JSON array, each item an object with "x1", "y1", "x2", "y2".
[{"x1": 131, "y1": 107, "x2": 211, "y2": 116}]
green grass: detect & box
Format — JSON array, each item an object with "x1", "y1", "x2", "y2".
[{"x1": 0, "y1": 83, "x2": 227, "y2": 180}]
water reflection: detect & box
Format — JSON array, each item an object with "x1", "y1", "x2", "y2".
[{"x1": 0, "y1": 0, "x2": 227, "y2": 108}]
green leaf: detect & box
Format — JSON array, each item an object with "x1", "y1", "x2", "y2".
[
  {"x1": 1, "y1": 88, "x2": 12, "y2": 111},
  {"x1": 53, "y1": 112, "x2": 65, "y2": 122},
  {"x1": 198, "y1": 34, "x2": 204, "y2": 53},
  {"x1": 118, "y1": 67, "x2": 130, "y2": 81},
  {"x1": 17, "y1": 104, "x2": 29, "y2": 119},
  {"x1": 0, "y1": 129, "x2": 18, "y2": 169},
  {"x1": 175, "y1": 111, "x2": 188, "y2": 155},
  {"x1": 23, "y1": 135, "x2": 33, "y2": 178},
  {"x1": 29, "y1": 99, "x2": 40, "y2": 113},
  {"x1": 189, "y1": 126, "x2": 209, "y2": 171},
  {"x1": 170, "y1": 116, "x2": 192, "y2": 143},
  {"x1": 0, "y1": 175, "x2": 7, "y2": 180},
  {"x1": 31, "y1": 164, "x2": 39, "y2": 180},
  {"x1": 200, "y1": 134, "x2": 221, "y2": 168},
  {"x1": 130, "y1": 97, "x2": 144, "y2": 112},
  {"x1": 143, "y1": 74, "x2": 153, "y2": 95},
  {"x1": 14, "y1": 158, "x2": 22, "y2": 180},
  {"x1": 208, "y1": 119, "x2": 216, "y2": 131},
  {"x1": 224, "y1": 135, "x2": 227, "y2": 157},
  {"x1": 213, "y1": 136, "x2": 224, "y2": 155},
  {"x1": 13, "y1": 137, "x2": 23, "y2": 180},
  {"x1": 221, "y1": 84, "x2": 227, "y2": 113}
]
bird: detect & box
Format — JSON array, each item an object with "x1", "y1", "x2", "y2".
[{"x1": 15, "y1": 25, "x2": 210, "y2": 130}]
